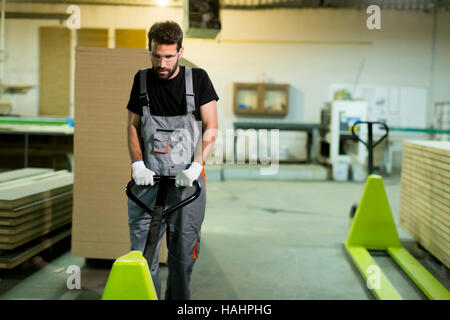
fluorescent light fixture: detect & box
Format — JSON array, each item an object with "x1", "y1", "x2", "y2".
[{"x1": 158, "y1": 0, "x2": 169, "y2": 6}]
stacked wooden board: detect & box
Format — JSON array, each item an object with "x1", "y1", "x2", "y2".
[
  {"x1": 400, "y1": 140, "x2": 450, "y2": 269},
  {"x1": 0, "y1": 168, "x2": 73, "y2": 269}
]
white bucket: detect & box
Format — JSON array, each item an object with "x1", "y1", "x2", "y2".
[
  {"x1": 333, "y1": 161, "x2": 349, "y2": 182},
  {"x1": 351, "y1": 163, "x2": 367, "y2": 182}
]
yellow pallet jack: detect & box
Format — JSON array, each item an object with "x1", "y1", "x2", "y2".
[
  {"x1": 101, "y1": 176, "x2": 201, "y2": 300},
  {"x1": 344, "y1": 121, "x2": 450, "y2": 300}
]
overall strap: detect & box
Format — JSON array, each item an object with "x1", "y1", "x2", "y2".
[
  {"x1": 139, "y1": 68, "x2": 150, "y2": 108},
  {"x1": 185, "y1": 67, "x2": 195, "y2": 113}
]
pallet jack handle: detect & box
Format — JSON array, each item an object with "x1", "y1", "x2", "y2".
[
  {"x1": 351, "y1": 121, "x2": 389, "y2": 175},
  {"x1": 125, "y1": 176, "x2": 201, "y2": 216},
  {"x1": 125, "y1": 176, "x2": 202, "y2": 268}
]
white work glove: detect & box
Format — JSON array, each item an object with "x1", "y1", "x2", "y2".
[
  {"x1": 175, "y1": 162, "x2": 203, "y2": 188},
  {"x1": 132, "y1": 160, "x2": 155, "y2": 186}
]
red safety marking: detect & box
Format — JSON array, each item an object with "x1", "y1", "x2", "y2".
[
  {"x1": 193, "y1": 238, "x2": 199, "y2": 259},
  {"x1": 201, "y1": 168, "x2": 206, "y2": 190},
  {"x1": 154, "y1": 140, "x2": 169, "y2": 154}
]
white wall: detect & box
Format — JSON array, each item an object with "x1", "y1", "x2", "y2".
[
  {"x1": 4, "y1": 12, "x2": 61, "y2": 116},
  {"x1": 432, "y1": 11, "x2": 450, "y2": 105},
  {"x1": 186, "y1": 9, "x2": 447, "y2": 128},
  {"x1": 3, "y1": 3, "x2": 182, "y2": 116},
  {"x1": 3, "y1": 4, "x2": 450, "y2": 161}
]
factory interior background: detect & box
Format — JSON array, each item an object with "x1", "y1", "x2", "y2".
[{"x1": 0, "y1": 0, "x2": 449, "y2": 301}]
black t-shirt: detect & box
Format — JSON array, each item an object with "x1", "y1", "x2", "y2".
[{"x1": 126, "y1": 66, "x2": 219, "y2": 121}]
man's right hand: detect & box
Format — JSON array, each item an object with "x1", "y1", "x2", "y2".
[{"x1": 132, "y1": 160, "x2": 155, "y2": 186}]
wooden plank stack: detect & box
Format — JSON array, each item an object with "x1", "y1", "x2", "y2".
[
  {"x1": 400, "y1": 140, "x2": 450, "y2": 269},
  {"x1": 0, "y1": 168, "x2": 73, "y2": 269}
]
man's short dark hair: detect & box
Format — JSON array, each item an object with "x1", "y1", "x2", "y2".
[{"x1": 148, "y1": 21, "x2": 183, "y2": 52}]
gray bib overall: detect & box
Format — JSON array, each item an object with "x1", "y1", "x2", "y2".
[{"x1": 128, "y1": 67, "x2": 207, "y2": 300}]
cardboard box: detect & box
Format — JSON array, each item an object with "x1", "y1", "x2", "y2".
[{"x1": 72, "y1": 47, "x2": 170, "y2": 262}]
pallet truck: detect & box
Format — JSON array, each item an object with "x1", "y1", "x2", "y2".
[
  {"x1": 101, "y1": 176, "x2": 201, "y2": 300},
  {"x1": 344, "y1": 121, "x2": 450, "y2": 300},
  {"x1": 348, "y1": 121, "x2": 389, "y2": 226}
]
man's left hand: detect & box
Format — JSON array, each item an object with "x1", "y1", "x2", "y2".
[{"x1": 175, "y1": 162, "x2": 203, "y2": 187}]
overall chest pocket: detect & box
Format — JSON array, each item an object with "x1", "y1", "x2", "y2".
[{"x1": 152, "y1": 130, "x2": 174, "y2": 154}]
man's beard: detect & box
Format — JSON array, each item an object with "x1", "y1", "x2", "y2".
[{"x1": 154, "y1": 59, "x2": 179, "y2": 80}]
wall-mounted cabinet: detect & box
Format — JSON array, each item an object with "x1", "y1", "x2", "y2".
[{"x1": 233, "y1": 82, "x2": 289, "y2": 116}]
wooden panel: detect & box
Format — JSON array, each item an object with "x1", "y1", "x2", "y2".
[
  {"x1": 0, "y1": 191, "x2": 72, "y2": 218},
  {"x1": 73, "y1": 47, "x2": 148, "y2": 259},
  {"x1": 399, "y1": 140, "x2": 450, "y2": 269},
  {"x1": 77, "y1": 28, "x2": 108, "y2": 47},
  {"x1": 0, "y1": 214, "x2": 72, "y2": 249},
  {"x1": 72, "y1": 47, "x2": 182, "y2": 262},
  {"x1": 0, "y1": 200, "x2": 72, "y2": 226},
  {"x1": 0, "y1": 169, "x2": 73, "y2": 266},
  {"x1": 403, "y1": 149, "x2": 450, "y2": 172},
  {"x1": 115, "y1": 29, "x2": 146, "y2": 49},
  {"x1": 399, "y1": 218, "x2": 450, "y2": 268},
  {"x1": 0, "y1": 171, "x2": 74, "y2": 209},
  {"x1": 0, "y1": 207, "x2": 72, "y2": 235},
  {"x1": 39, "y1": 27, "x2": 71, "y2": 116},
  {"x1": 400, "y1": 185, "x2": 449, "y2": 227},
  {"x1": 400, "y1": 200, "x2": 449, "y2": 248},
  {"x1": 0, "y1": 170, "x2": 67, "y2": 189},
  {"x1": 71, "y1": 240, "x2": 129, "y2": 260},
  {"x1": 0, "y1": 168, "x2": 52, "y2": 184},
  {"x1": 404, "y1": 140, "x2": 450, "y2": 157},
  {"x1": 401, "y1": 174, "x2": 449, "y2": 205},
  {"x1": 0, "y1": 228, "x2": 71, "y2": 269},
  {"x1": 402, "y1": 158, "x2": 450, "y2": 182}
]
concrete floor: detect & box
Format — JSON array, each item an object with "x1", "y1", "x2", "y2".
[{"x1": 0, "y1": 174, "x2": 448, "y2": 300}]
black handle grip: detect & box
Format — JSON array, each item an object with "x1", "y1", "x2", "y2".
[
  {"x1": 351, "y1": 121, "x2": 389, "y2": 150},
  {"x1": 126, "y1": 176, "x2": 201, "y2": 216}
]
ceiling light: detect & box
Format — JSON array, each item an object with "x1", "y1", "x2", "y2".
[{"x1": 158, "y1": 0, "x2": 169, "y2": 6}]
